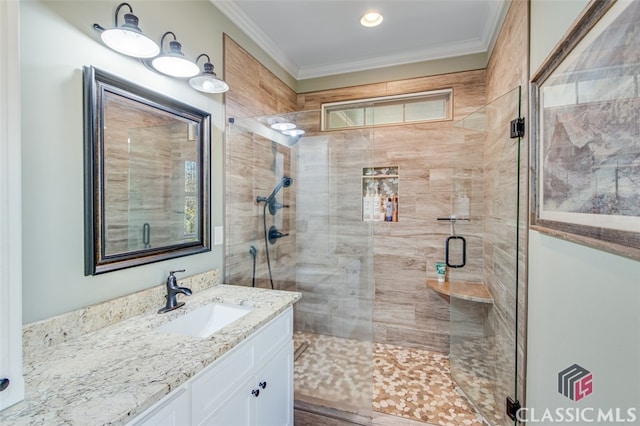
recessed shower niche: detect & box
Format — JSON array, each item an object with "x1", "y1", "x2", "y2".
[{"x1": 362, "y1": 166, "x2": 398, "y2": 222}]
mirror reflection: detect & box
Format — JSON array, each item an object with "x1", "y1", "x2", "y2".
[{"x1": 84, "y1": 66, "x2": 211, "y2": 275}]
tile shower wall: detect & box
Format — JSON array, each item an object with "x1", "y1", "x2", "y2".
[
  {"x1": 298, "y1": 70, "x2": 487, "y2": 352},
  {"x1": 224, "y1": 35, "x2": 298, "y2": 291},
  {"x1": 294, "y1": 123, "x2": 375, "y2": 340}
]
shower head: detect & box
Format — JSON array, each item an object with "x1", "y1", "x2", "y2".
[
  {"x1": 266, "y1": 176, "x2": 293, "y2": 203},
  {"x1": 257, "y1": 176, "x2": 294, "y2": 205}
]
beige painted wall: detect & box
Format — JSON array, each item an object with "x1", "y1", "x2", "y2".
[
  {"x1": 296, "y1": 53, "x2": 489, "y2": 94},
  {"x1": 19, "y1": 0, "x2": 245, "y2": 323},
  {"x1": 527, "y1": 0, "x2": 640, "y2": 415}
]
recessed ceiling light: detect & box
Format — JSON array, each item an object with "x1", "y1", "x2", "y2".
[{"x1": 360, "y1": 11, "x2": 383, "y2": 27}]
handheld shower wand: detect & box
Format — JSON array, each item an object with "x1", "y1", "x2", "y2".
[{"x1": 256, "y1": 176, "x2": 293, "y2": 204}]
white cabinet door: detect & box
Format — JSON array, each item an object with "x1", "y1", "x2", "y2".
[
  {"x1": 191, "y1": 340, "x2": 254, "y2": 426},
  {"x1": 0, "y1": 0, "x2": 25, "y2": 412},
  {"x1": 203, "y1": 341, "x2": 293, "y2": 426},
  {"x1": 254, "y1": 341, "x2": 293, "y2": 426},
  {"x1": 200, "y1": 375, "x2": 253, "y2": 426},
  {"x1": 129, "y1": 385, "x2": 191, "y2": 426}
]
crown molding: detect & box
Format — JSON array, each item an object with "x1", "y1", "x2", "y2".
[
  {"x1": 296, "y1": 38, "x2": 489, "y2": 80},
  {"x1": 212, "y1": 0, "x2": 509, "y2": 81},
  {"x1": 212, "y1": 0, "x2": 300, "y2": 77}
]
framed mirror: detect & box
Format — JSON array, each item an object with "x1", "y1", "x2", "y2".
[{"x1": 83, "y1": 66, "x2": 211, "y2": 275}]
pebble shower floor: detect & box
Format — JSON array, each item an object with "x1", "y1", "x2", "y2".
[{"x1": 293, "y1": 331, "x2": 488, "y2": 426}]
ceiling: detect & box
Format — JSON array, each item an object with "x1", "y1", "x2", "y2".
[{"x1": 212, "y1": 0, "x2": 510, "y2": 80}]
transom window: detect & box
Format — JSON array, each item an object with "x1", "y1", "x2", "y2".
[{"x1": 321, "y1": 89, "x2": 452, "y2": 130}]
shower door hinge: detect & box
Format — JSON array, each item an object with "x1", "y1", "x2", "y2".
[
  {"x1": 506, "y1": 396, "x2": 521, "y2": 421},
  {"x1": 510, "y1": 117, "x2": 525, "y2": 138}
]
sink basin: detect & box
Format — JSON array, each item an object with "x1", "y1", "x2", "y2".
[{"x1": 156, "y1": 303, "x2": 253, "y2": 338}]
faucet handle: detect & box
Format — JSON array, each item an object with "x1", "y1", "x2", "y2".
[{"x1": 167, "y1": 269, "x2": 186, "y2": 289}]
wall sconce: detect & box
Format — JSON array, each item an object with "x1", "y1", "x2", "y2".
[
  {"x1": 93, "y1": 2, "x2": 159, "y2": 58},
  {"x1": 189, "y1": 54, "x2": 229, "y2": 93},
  {"x1": 94, "y1": 3, "x2": 230, "y2": 93},
  {"x1": 151, "y1": 32, "x2": 200, "y2": 78}
]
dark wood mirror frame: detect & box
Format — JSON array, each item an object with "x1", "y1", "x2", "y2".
[{"x1": 83, "y1": 66, "x2": 211, "y2": 275}]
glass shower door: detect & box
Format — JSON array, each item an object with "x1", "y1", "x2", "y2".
[
  {"x1": 448, "y1": 87, "x2": 522, "y2": 426},
  {"x1": 224, "y1": 110, "x2": 375, "y2": 423},
  {"x1": 292, "y1": 112, "x2": 375, "y2": 422}
]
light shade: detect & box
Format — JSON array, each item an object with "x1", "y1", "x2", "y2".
[
  {"x1": 360, "y1": 11, "x2": 383, "y2": 27},
  {"x1": 94, "y1": 3, "x2": 159, "y2": 58},
  {"x1": 151, "y1": 32, "x2": 199, "y2": 78},
  {"x1": 189, "y1": 54, "x2": 230, "y2": 93},
  {"x1": 282, "y1": 129, "x2": 305, "y2": 137},
  {"x1": 270, "y1": 122, "x2": 296, "y2": 131}
]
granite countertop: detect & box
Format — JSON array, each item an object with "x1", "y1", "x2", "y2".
[{"x1": 1, "y1": 284, "x2": 301, "y2": 425}]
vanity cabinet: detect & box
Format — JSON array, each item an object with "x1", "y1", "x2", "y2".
[
  {"x1": 130, "y1": 307, "x2": 293, "y2": 426},
  {"x1": 202, "y1": 342, "x2": 293, "y2": 426}
]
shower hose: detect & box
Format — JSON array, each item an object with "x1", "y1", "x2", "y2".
[{"x1": 262, "y1": 201, "x2": 275, "y2": 289}]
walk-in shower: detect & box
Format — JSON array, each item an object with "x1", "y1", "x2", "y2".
[{"x1": 225, "y1": 87, "x2": 522, "y2": 425}]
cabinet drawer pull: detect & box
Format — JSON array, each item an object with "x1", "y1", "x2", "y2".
[
  {"x1": 259, "y1": 381, "x2": 267, "y2": 389},
  {"x1": 0, "y1": 378, "x2": 9, "y2": 392},
  {"x1": 251, "y1": 389, "x2": 260, "y2": 397}
]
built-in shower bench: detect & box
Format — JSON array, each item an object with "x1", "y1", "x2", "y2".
[{"x1": 426, "y1": 279, "x2": 493, "y2": 304}]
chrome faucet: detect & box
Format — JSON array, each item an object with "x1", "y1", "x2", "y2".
[{"x1": 158, "y1": 269, "x2": 192, "y2": 314}]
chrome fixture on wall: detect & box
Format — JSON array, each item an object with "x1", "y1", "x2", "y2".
[{"x1": 93, "y1": 2, "x2": 229, "y2": 93}]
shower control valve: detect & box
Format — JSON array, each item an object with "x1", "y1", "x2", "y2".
[{"x1": 268, "y1": 226, "x2": 289, "y2": 244}]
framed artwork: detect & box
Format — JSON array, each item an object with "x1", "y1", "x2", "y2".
[{"x1": 531, "y1": 0, "x2": 640, "y2": 261}]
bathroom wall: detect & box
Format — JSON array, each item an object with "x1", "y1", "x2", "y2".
[
  {"x1": 223, "y1": 35, "x2": 298, "y2": 291},
  {"x1": 19, "y1": 0, "x2": 276, "y2": 323},
  {"x1": 298, "y1": 70, "x2": 487, "y2": 353},
  {"x1": 527, "y1": 0, "x2": 640, "y2": 415}
]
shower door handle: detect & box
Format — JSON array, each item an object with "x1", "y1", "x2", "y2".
[{"x1": 446, "y1": 235, "x2": 466, "y2": 268}]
